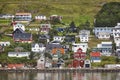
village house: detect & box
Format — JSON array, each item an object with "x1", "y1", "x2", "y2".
[
  {"x1": 97, "y1": 32, "x2": 111, "y2": 39},
  {"x1": 13, "y1": 13, "x2": 32, "y2": 23},
  {"x1": 35, "y1": 15, "x2": 47, "y2": 21},
  {"x1": 93, "y1": 42, "x2": 113, "y2": 56},
  {"x1": 93, "y1": 27, "x2": 113, "y2": 39},
  {"x1": 112, "y1": 23, "x2": 120, "y2": 47},
  {"x1": 45, "y1": 57, "x2": 52, "y2": 68},
  {"x1": 13, "y1": 23, "x2": 25, "y2": 31},
  {"x1": 37, "y1": 54, "x2": 45, "y2": 69},
  {"x1": 79, "y1": 30, "x2": 90, "y2": 42},
  {"x1": 0, "y1": 41, "x2": 10, "y2": 46},
  {"x1": 7, "y1": 64, "x2": 24, "y2": 69},
  {"x1": 13, "y1": 28, "x2": 32, "y2": 43},
  {"x1": 8, "y1": 52, "x2": 30, "y2": 58},
  {"x1": 40, "y1": 24, "x2": 51, "y2": 34},
  {"x1": 116, "y1": 48, "x2": 120, "y2": 59},
  {"x1": 53, "y1": 36, "x2": 65, "y2": 43},
  {"x1": 31, "y1": 43, "x2": 45, "y2": 53},
  {"x1": 90, "y1": 52, "x2": 101, "y2": 62},
  {"x1": 84, "y1": 59, "x2": 91, "y2": 68},
  {"x1": 65, "y1": 35, "x2": 75, "y2": 43},
  {"x1": 39, "y1": 34, "x2": 50, "y2": 43},
  {"x1": 45, "y1": 43, "x2": 65, "y2": 67},
  {"x1": 50, "y1": 15, "x2": 62, "y2": 21},
  {"x1": 72, "y1": 48, "x2": 86, "y2": 68},
  {"x1": 0, "y1": 14, "x2": 14, "y2": 19},
  {"x1": 72, "y1": 43, "x2": 88, "y2": 53}
]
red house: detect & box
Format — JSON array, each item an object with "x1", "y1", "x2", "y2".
[
  {"x1": 8, "y1": 64, "x2": 24, "y2": 69},
  {"x1": 72, "y1": 48, "x2": 86, "y2": 68},
  {"x1": 74, "y1": 48, "x2": 86, "y2": 59}
]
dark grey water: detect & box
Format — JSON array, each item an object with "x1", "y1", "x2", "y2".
[{"x1": 0, "y1": 72, "x2": 120, "y2": 80}]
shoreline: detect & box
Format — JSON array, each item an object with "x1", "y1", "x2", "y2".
[{"x1": 0, "y1": 68, "x2": 120, "y2": 73}]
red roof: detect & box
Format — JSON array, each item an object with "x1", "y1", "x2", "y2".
[{"x1": 90, "y1": 52, "x2": 101, "y2": 57}]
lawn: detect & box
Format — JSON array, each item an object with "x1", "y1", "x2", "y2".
[
  {"x1": 88, "y1": 35, "x2": 112, "y2": 49},
  {"x1": 0, "y1": 0, "x2": 119, "y2": 27}
]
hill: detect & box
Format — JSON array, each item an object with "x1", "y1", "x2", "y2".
[
  {"x1": 0, "y1": 0, "x2": 120, "y2": 26},
  {"x1": 95, "y1": 2, "x2": 120, "y2": 27}
]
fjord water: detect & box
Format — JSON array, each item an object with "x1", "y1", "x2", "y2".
[{"x1": 0, "y1": 72, "x2": 120, "y2": 80}]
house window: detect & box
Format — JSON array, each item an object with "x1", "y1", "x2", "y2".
[{"x1": 41, "y1": 60, "x2": 43, "y2": 61}]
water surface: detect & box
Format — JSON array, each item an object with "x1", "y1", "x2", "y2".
[{"x1": 0, "y1": 72, "x2": 120, "y2": 80}]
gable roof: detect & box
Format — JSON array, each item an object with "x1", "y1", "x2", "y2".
[
  {"x1": 13, "y1": 28, "x2": 25, "y2": 34},
  {"x1": 90, "y1": 52, "x2": 101, "y2": 57},
  {"x1": 65, "y1": 35, "x2": 75, "y2": 42},
  {"x1": 52, "y1": 48, "x2": 65, "y2": 54},
  {"x1": 32, "y1": 43, "x2": 44, "y2": 47},
  {"x1": 46, "y1": 43, "x2": 63, "y2": 50},
  {"x1": 39, "y1": 34, "x2": 50, "y2": 39},
  {"x1": 13, "y1": 28, "x2": 32, "y2": 41}
]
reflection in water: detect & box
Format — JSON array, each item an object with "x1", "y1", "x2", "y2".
[{"x1": 0, "y1": 72, "x2": 120, "y2": 80}]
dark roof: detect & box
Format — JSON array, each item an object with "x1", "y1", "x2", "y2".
[
  {"x1": 32, "y1": 43, "x2": 44, "y2": 47},
  {"x1": 51, "y1": 41, "x2": 61, "y2": 43},
  {"x1": 13, "y1": 28, "x2": 32, "y2": 41},
  {"x1": 39, "y1": 34, "x2": 50, "y2": 39},
  {"x1": 13, "y1": 28, "x2": 25, "y2": 34},
  {"x1": 65, "y1": 35, "x2": 75, "y2": 42},
  {"x1": 46, "y1": 43, "x2": 63, "y2": 50}
]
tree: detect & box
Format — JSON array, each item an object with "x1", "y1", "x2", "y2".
[{"x1": 94, "y1": 2, "x2": 120, "y2": 27}]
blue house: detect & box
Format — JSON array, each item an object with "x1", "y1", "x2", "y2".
[
  {"x1": 93, "y1": 42, "x2": 113, "y2": 56},
  {"x1": 90, "y1": 52, "x2": 101, "y2": 62},
  {"x1": 93, "y1": 27, "x2": 113, "y2": 37}
]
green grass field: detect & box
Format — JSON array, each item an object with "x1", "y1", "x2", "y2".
[{"x1": 0, "y1": 0, "x2": 119, "y2": 26}]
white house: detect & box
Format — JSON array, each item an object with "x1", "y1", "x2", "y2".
[
  {"x1": 31, "y1": 43, "x2": 45, "y2": 53},
  {"x1": 40, "y1": 24, "x2": 51, "y2": 33},
  {"x1": 97, "y1": 42, "x2": 112, "y2": 56},
  {"x1": 0, "y1": 41, "x2": 10, "y2": 46},
  {"x1": 0, "y1": 14, "x2": 14, "y2": 19},
  {"x1": 53, "y1": 36, "x2": 65, "y2": 42},
  {"x1": 97, "y1": 32, "x2": 110, "y2": 39},
  {"x1": 37, "y1": 54, "x2": 45, "y2": 69},
  {"x1": 14, "y1": 13, "x2": 32, "y2": 23},
  {"x1": 13, "y1": 23, "x2": 25, "y2": 31},
  {"x1": 79, "y1": 30, "x2": 90, "y2": 42},
  {"x1": 113, "y1": 23, "x2": 120, "y2": 47},
  {"x1": 72, "y1": 43, "x2": 88, "y2": 53},
  {"x1": 84, "y1": 59, "x2": 91, "y2": 68},
  {"x1": 8, "y1": 52, "x2": 30, "y2": 58},
  {"x1": 35, "y1": 15, "x2": 46, "y2": 20},
  {"x1": 93, "y1": 27, "x2": 113, "y2": 38},
  {"x1": 50, "y1": 15, "x2": 62, "y2": 21}
]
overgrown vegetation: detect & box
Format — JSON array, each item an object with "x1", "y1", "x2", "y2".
[{"x1": 95, "y1": 2, "x2": 120, "y2": 27}]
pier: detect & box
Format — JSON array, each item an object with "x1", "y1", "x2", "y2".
[{"x1": 0, "y1": 68, "x2": 120, "y2": 73}]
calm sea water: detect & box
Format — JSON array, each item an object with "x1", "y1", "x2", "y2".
[{"x1": 0, "y1": 72, "x2": 120, "y2": 80}]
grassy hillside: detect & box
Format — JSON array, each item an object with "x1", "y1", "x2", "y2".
[{"x1": 0, "y1": 0, "x2": 120, "y2": 26}]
